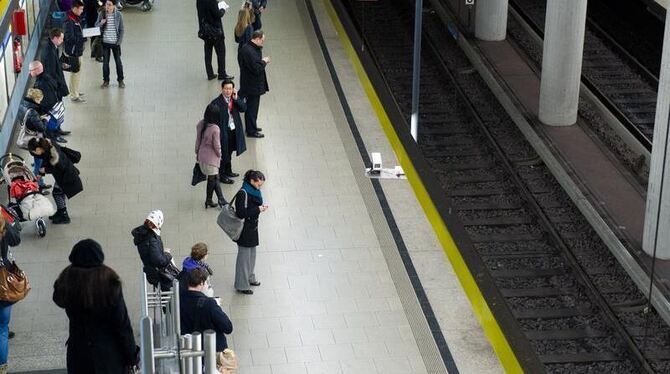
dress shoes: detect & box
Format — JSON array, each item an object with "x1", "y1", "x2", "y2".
[
  {"x1": 224, "y1": 171, "x2": 239, "y2": 178},
  {"x1": 250, "y1": 281, "x2": 261, "y2": 286},
  {"x1": 247, "y1": 132, "x2": 264, "y2": 138},
  {"x1": 219, "y1": 74, "x2": 234, "y2": 80},
  {"x1": 207, "y1": 74, "x2": 218, "y2": 81},
  {"x1": 220, "y1": 176, "x2": 234, "y2": 184},
  {"x1": 236, "y1": 289, "x2": 253, "y2": 295}
]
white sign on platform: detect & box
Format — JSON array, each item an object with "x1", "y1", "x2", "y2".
[{"x1": 365, "y1": 166, "x2": 407, "y2": 180}]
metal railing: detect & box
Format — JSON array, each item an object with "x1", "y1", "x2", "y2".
[{"x1": 139, "y1": 273, "x2": 218, "y2": 374}]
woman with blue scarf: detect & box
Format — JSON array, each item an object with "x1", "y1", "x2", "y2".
[{"x1": 234, "y1": 170, "x2": 267, "y2": 295}]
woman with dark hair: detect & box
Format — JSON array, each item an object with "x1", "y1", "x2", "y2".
[
  {"x1": 0, "y1": 215, "x2": 20, "y2": 374},
  {"x1": 53, "y1": 239, "x2": 139, "y2": 373},
  {"x1": 27, "y1": 137, "x2": 83, "y2": 224},
  {"x1": 196, "y1": 103, "x2": 226, "y2": 208},
  {"x1": 234, "y1": 170, "x2": 267, "y2": 295}
]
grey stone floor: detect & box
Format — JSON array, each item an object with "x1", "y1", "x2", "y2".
[{"x1": 8, "y1": 0, "x2": 502, "y2": 373}]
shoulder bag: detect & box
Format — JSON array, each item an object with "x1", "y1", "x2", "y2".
[
  {"x1": 16, "y1": 108, "x2": 42, "y2": 149},
  {"x1": 192, "y1": 123, "x2": 209, "y2": 186},
  {"x1": 198, "y1": 18, "x2": 223, "y2": 41},
  {"x1": 217, "y1": 190, "x2": 247, "y2": 241},
  {"x1": 0, "y1": 261, "x2": 31, "y2": 303}
]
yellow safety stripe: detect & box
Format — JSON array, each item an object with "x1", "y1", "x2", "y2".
[{"x1": 321, "y1": 0, "x2": 524, "y2": 372}]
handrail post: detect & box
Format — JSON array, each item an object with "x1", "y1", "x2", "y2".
[
  {"x1": 203, "y1": 330, "x2": 216, "y2": 374},
  {"x1": 140, "y1": 315, "x2": 154, "y2": 374},
  {"x1": 193, "y1": 332, "x2": 203, "y2": 374}
]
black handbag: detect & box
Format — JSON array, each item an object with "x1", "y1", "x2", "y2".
[
  {"x1": 60, "y1": 54, "x2": 80, "y2": 73},
  {"x1": 61, "y1": 146, "x2": 82, "y2": 164},
  {"x1": 191, "y1": 163, "x2": 206, "y2": 186},
  {"x1": 198, "y1": 19, "x2": 223, "y2": 41}
]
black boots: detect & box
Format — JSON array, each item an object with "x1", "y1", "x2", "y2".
[
  {"x1": 205, "y1": 178, "x2": 217, "y2": 209},
  {"x1": 214, "y1": 177, "x2": 227, "y2": 207},
  {"x1": 51, "y1": 208, "x2": 70, "y2": 224}
]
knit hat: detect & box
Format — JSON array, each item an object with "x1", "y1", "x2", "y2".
[
  {"x1": 69, "y1": 239, "x2": 104, "y2": 268},
  {"x1": 146, "y1": 210, "x2": 164, "y2": 235}
]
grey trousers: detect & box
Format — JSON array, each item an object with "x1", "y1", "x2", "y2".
[{"x1": 234, "y1": 245, "x2": 257, "y2": 291}]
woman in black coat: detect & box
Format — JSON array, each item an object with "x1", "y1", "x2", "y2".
[
  {"x1": 233, "y1": 170, "x2": 268, "y2": 295},
  {"x1": 28, "y1": 137, "x2": 82, "y2": 224},
  {"x1": 53, "y1": 239, "x2": 139, "y2": 374},
  {"x1": 131, "y1": 210, "x2": 175, "y2": 291}
]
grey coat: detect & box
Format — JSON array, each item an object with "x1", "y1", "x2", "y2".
[{"x1": 95, "y1": 9, "x2": 124, "y2": 45}]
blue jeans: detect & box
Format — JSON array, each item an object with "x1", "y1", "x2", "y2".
[
  {"x1": 0, "y1": 304, "x2": 12, "y2": 364},
  {"x1": 33, "y1": 158, "x2": 44, "y2": 187}
]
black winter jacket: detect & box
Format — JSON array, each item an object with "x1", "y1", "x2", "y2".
[
  {"x1": 33, "y1": 73, "x2": 59, "y2": 115},
  {"x1": 64, "y1": 13, "x2": 85, "y2": 57},
  {"x1": 41, "y1": 41, "x2": 69, "y2": 99},
  {"x1": 196, "y1": 0, "x2": 225, "y2": 38},
  {"x1": 180, "y1": 290, "x2": 233, "y2": 351},
  {"x1": 53, "y1": 278, "x2": 138, "y2": 374},
  {"x1": 18, "y1": 98, "x2": 47, "y2": 133},
  {"x1": 131, "y1": 225, "x2": 173, "y2": 290},
  {"x1": 238, "y1": 41, "x2": 269, "y2": 97},
  {"x1": 33, "y1": 141, "x2": 83, "y2": 199},
  {"x1": 0, "y1": 224, "x2": 20, "y2": 264},
  {"x1": 234, "y1": 189, "x2": 262, "y2": 247}
]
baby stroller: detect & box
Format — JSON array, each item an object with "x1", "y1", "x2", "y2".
[{"x1": 0, "y1": 154, "x2": 56, "y2": 237}]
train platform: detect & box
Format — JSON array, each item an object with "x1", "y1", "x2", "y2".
[{"x1": 6, "y1": 0, "x2": 502, "y2": 373}]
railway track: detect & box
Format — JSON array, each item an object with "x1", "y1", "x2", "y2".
[
  {"x1": 337, "y1": 0, "x2": 670, "y2": 372},
  {"x1": 507, "y1": 0, "x2": 657, "y2": 151}
]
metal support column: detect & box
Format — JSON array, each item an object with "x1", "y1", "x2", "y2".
[
  {"x1": 410, "y1": 0, "x2": 423, "y2": 142},
  {"x1": 643, "y1": 9, "x2": 670, "y2": 259}
]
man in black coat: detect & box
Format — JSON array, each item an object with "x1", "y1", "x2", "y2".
[
  {"x1": 64, "y1": 1, "x2": 86, "y2": 103},
  {"x1": 180, "y1": 268, "x2": 233, "y2": 352},
  {"x1": 210, "y1": 79, "x2": 247, "y2": 184},
  {"x1": 29, "y1": 61, "x2": 58, "y2": 117},
  {"x1": 238, "y1": 30, "x2": 269, "y2": 138},
  {"x1": 42, "y1": 28, "x2": 70, "y2": 101},
  {"x1": 196, "y1": 0, "x2": 233, "y2": 81}
]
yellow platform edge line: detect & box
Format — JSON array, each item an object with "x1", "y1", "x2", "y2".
[{"x1": 321, "y1": 1, "x2": 523, "y2": 372}]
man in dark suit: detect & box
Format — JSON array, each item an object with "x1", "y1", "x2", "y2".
[
  {"x1": 210, "y1": 79, "x2": 247, "y2": 184},
  {"x1": 196, "y1": 0, "x2": 233, "y2": 81},
  {"x1": 238, "y1": 30, "x2": 269, "y2": 138}
]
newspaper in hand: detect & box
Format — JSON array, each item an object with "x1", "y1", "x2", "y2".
[{"x1": 218, "y1": 0, "x2": 229, "y2": 10}]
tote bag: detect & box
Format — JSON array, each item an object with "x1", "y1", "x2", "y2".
[{"x1": 217, "y1": 190, "x2": 247, "y2": 241}]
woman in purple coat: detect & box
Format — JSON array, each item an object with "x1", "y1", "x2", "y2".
[{"x1": 195, "y1": 104, "x2": 226, "y2": 208}]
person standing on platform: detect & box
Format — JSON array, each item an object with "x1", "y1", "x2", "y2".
[
  {"x1": 248, "y1": 0, "x2": 266, "y2": 31},
  {"x1": 234, "y1": 170, "x2": 267, "y2": 295},
  {"x1": 42, "y1": 29, "x2": 71, "y2": 139},
  {"x1": 196, "y1": 0, "x2": 233, "y2": 81},
  {"x1": 238, "y1": 30, "x2": 269, "y2": 138},
  {"x1": 234, "y1": 6, "x2": 254, "y2": 50},
  {"x1": 210, "y1": 79, "x2": 246, "y2": 184},
  {"x1": 64, "y1": 1, "x2": 86, "y2": 103},
  {"x1": 195, "y1": 104, "x2": 226, "y2": 207},
  {"x1": 96, "y1": 0, "x2": 125, "y2": 88},
  {"x1": 180, "y1": 268, "x2": 234, "y2": 366},
  {"x1": 0, "y1": 216, "x2": 21, "y2": 374},
  {"x1": 53, "y1": 239, "x2": 140, "y2": 373}
]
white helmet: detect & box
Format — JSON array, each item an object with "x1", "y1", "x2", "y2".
[{"x1": 146, "y1": 210, "x2": 164, "y2": 235}]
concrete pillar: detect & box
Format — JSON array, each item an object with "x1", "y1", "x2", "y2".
[
  {"x1": 538, "y1": 0, "x2": 588, "y2": 126},
  {"x1": 643, "y1": 14, "x2": 670, "y2": 259},
  {"x1": 475, "y1": 0, "x2": 509, "y2": 41}
]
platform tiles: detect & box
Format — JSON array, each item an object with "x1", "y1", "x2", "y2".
[{"x1": 6, "y1": 0, "x2": 501, "y2": 373}]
